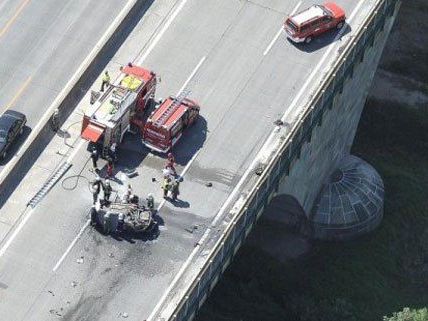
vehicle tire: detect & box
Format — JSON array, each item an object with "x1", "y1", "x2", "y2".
[
  {"x1": 336, "y1": 21, "x2": 344, "y2": 29},
  {"x1": 2, "y1": 151, "x2": 6, "y2": 159},
  {"x1": 19, "y1": 127, "x2": 24, "y2": 135},
  {"x1": 305, "y1": 36, "x2": 312, "y2": 43}
]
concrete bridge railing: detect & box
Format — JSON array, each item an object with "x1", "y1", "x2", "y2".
[{"x1": 156, "y1": 1, "x2": 400, "y2": 320}]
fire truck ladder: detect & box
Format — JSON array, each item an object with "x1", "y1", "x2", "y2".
[{"x1": 154, "y1": 89, "x2": 191, "y2": 127}]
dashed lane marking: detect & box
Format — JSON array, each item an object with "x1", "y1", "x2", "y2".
[
  {"x1": 0, "y1": 0, "x2": 31, "y2": 38},
  {"x1": 263, "y1": 1, "x2": 302, "y2": 56},
  {"x1": 146, "y1": 0, "x2": 368, "y2": 319},
  {"x1": 3, "y1": 76, "x2": 32, "y2": 111}
]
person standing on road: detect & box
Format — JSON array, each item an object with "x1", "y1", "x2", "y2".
[
  {"x1": 162, "y1": 177, "x2": 171, "y2": 199},
  {"x1": 146, "y1": 193, "x2": 155, "y2": 211},
  {"x1": 170, "y1": 178, "x2": 180, "y2": 201},
  {"x1": 109, "y1": 143, "x2": 117, "y2": 163},
  {"x1": 90, "y1": 178, "x2": 101, "y2": 205},
  {"x1": 165, "y1": 152, "x2": 177, "y2": 176},
  {"x1": 91, "y1": 149, "x2": 99, "y2": 170},
  {"x1": 103, "y1": 179, "x2": 112, "y2": 203},
  {"x1": 100, "y1": 71, "x2": 110, "y2": 92},
  {"x1": 106, "y1": 157, "x2": 114, "y2": 177},
  {"x1": 51, "y1": 108, "x2": 60, "y2": 132},
  {"x1": 123, "y1": 184, "x2": 133, "y2": 203}
]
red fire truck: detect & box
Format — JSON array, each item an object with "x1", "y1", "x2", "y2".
[
  {"x1": 80, "y1": 65, "x2": 200, "y2": 156},
  {"x1": 142, "y1": 90, "x2": 200, "y2": 153},
  {"x1": 80, "y1": 64, "x2": 156, "y2": 157}
]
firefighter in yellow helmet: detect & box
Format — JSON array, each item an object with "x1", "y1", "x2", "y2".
[{"x1": 100, "y1": 71, "x2": 110, "y2": 92}]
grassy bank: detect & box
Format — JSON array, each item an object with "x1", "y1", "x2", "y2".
[{"x1": 196, "y1": 100, "x2": 428, "y2": 321}]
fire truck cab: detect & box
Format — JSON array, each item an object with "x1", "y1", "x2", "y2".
[
  {"x1": 81, "y1": 65, "x2": 156, "y2": 157},
  {"x1": 142, "y1": 92, "x2": 199, "y2": 153}
]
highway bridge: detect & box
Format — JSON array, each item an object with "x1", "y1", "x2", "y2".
[{"x1": 0, "y1": 0, "x2": 399, "y2": 320}]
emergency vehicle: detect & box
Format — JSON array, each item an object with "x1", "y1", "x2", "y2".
[
  {"x1": 142, "y1": 90, "x2": 200, "y2": 153},
  {"x1": 80, "y1": 64, "x2": 156, "y2": 157},
  {"x1": 284, "y1": 2, "x2": 346, "y2": 43}
]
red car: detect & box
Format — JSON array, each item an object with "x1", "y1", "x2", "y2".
[{"x1": 284, "y1": 2, "x2": 346, "y2": 43}]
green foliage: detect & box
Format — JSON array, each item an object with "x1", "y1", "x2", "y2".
[
  {"x1": 196, "y1": 100, "x2": 428, "y2": 321},
  {"x1": 383, "y1": 308, "x2": 428, "y2": 321}
]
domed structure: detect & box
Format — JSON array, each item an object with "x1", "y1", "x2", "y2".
[{"x1": 311, "y1": 155, "x2": 384, "y2": 240}]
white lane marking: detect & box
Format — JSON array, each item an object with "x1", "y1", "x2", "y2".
[
  {"x1": 4, "y1": 0, "x2": 136, "y2": 166},
  {"x1": 155, "y1": 54, "x2": 206, "y2": 212},
  {"x1": 52, "y1": 220, "x2": 90, "y2": 272},
  {"x1": 263, "y1": 1, "x2": 302, "y2": 56},
  {"x1": 66, "y1": 139, "x2": 86, "y2": 163},
  {"x1": 216, "y1": 0, "x2": 367, "y2": 228},
  {"x1": 147, "y1": 0, "x2": 367, "y2": 319},
  {"x1": 279, "y1": 0, "x2": 366, "y2": 124},
  {"x1": 53, "y1": 56, "x2": 205, "y2": 272},
  {"x1": 0, "y1": 208, "x2": 34, "y2": 258},
  {"x1": 0, "y1": 0, "x2": 137, "y2": 259},
  {"x1": 177, "y1": 56, "x2": 206, "y2": 95},
  {"x1": 137, "y1": 0, "x2": 190, "y2": 64}
]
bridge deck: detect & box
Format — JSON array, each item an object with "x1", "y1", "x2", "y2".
[{"x1": 0, "y1": 0, "x2": 377, "y2": 320}]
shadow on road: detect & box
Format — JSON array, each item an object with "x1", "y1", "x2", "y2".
[
  {"x1": 0, "y1": 0, "x2": 155, "y2": 209},
  {"x1": 288, "y1": 24, "x2": 352, "y2": 52},
  {"x1": 0, "y1": 126, "x2": 32, "y2": 166}
]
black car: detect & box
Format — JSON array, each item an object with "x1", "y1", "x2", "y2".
[{"x1": 0, "y1": 110, "x2": 27, "y2": 160}]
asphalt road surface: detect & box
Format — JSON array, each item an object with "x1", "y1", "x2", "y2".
[
  {"x1": 0, "y1": 0, "x2": 376, "y2": 320},
  {"x1": 0, "y1": 0, "x2": 130, "y2": 168}
]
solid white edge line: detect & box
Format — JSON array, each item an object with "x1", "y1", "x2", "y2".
[
  {"x1": 0, "y1": 0, "x2": 137, "y2": 180},
  {"x1": 263, "y1": 1, "x2": 302, "y2": 56},
  {"x1": 137, "y1": 0, "x2": 190, "y2": 64},
  {"x1": 66, "y1": 139, "x2": 86, "y2": 163},
  {"x1": 148, "y1": 0, "x2": 368, "y2": 319},
  {"x1": 0, "y1": 0, "x2": 138, "y2": 259},
  {"x1": 52, "y1": 220, "x2": 90, "y2": 272},
  {"x1": 0, "y1": 208, "x2": 34, "y2": 258}
]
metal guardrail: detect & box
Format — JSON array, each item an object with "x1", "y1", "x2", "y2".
[{"x1": 165, "y1": 0, "x2": 400, "y2": 320}]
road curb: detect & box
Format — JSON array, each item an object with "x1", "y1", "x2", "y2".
[{"x1": 0, "y1": 0, "x2": 151, "y2": 207}]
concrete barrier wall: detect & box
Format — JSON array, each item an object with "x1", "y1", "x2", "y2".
[
  {"x1": 279, "y1": 1, "x2": 399, "y2": 215},
  {"x1": 159, "y1": 1, "x2": 400, "y2": 320},
  {"x1": 0, "y1": 0, "x2": 152, "y2": 206}
]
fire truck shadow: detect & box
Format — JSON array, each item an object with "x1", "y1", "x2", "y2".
[
  {"x1": 288, "y1": 24, "x2": 351, "y2": 52},
  {"x1": 171, "y1": 116, "x2": 208, "y2": 166}
]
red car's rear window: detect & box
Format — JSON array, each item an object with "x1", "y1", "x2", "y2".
[{"x1": 286, "y1": 19, "x2": 298, "y2": 31}]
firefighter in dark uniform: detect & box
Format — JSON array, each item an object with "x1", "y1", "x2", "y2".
[
  {"x1": 90, "y1": 177, "x2": 102, "y2": 205},
  {"x1": 103, "y1": 179, "x2": 112, "y2": 203},
  {"x1": 90, "y1": 148, "x2": 99, "y2": 170},
  {"x1": 146, "y1": 193, "x2": 155, "y2": 211},
  {"x1": 170, "y1": 178, "x2": 180, "y2": 201}
]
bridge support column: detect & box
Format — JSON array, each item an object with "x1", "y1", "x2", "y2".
[{"x1": 277, "y1": 1, "x2": 399, "y2": 239}]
